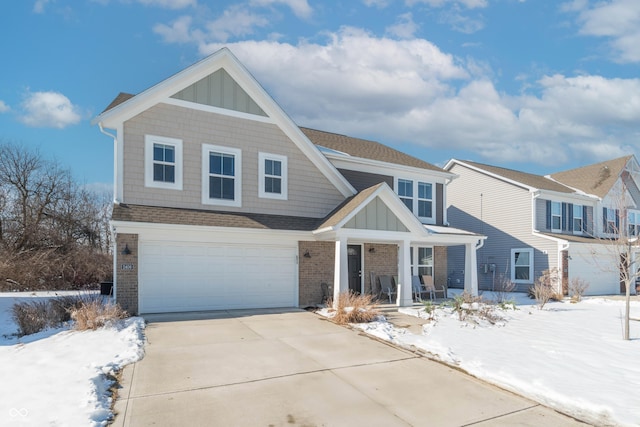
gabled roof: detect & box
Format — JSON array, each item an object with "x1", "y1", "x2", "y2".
[
  {"x1": 92, "y1": 47, "x2": 355, "y2": 198},
  {"x1": 314, "y1": 182, "x2": 427, "y2": 235},
  {"x1": 446, "y1": 159, "x2": 575, "y2": 193},
  {"x1": 550, "y1": 155, "x2": 634, "y2": 199},
  {"x1": 301, "y1": 127, "x2": 445, "y2": 172}
]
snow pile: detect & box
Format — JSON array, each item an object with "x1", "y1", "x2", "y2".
[
  {"x1": 0, "y1": 292, "x2": 145, "y2": 427},
  {"x1": 356, "y1": 294, "x2": 640, "y2": 427}
]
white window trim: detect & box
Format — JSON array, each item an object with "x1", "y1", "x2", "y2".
[
  {"x1": 551, "y1": 201, "x2": 562, "y2": 232},
  {"x1": 201, "y1": 144, "x2": 242, "y2": 207},
  {"x1": 412, "y1": 246, "x2": 434, "y2": 277},
  {"x1": 511, "y1": 248, "x2": 534, "y2": 284},
  {"x1": 395, "y1": 177, "x2": 436, "y2": 224},
  {"x1": 258, "y1": 152, "x2": 288, "y2": 200},
  {"x1": 144, "y1": 135, "x2": 183, "y2": 190}
]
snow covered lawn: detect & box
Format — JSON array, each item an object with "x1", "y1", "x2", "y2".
[
  {"x1": 353, "y1": 292, "x2": 640, "y2": 427},
  {"x1": 0, "y1": 291, "x2": 146, "y2": 426}
]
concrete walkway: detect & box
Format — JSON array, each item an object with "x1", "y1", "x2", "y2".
[{"x1": 112, "y1": 309, "x2": 587, "y2": 427}]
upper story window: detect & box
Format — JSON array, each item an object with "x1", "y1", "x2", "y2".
[
  {"x1": 604, "y1": 207, "x2": 618, "y2": 234},
  {"x1": 398, "y1": 179, "x2": 413, "y2": 210},
  {"x1": 573, "y1": 204, "x2": 583, "y2": 234},
  {"x1": 396, "y1": 178, "x2": 435, "y2": 222},
  {"x1": 259, "y1": 152, "x2": 287, "y2": 200},
  {"x1": 629, "y1": 211, "x2": 639, "y2": 236},
  {"x1": 551, "y1": 201, "x2": 562, "y2": 231},
  {"x1": 511, "y1": 248, "x2": 533, "y2": 284},
  {"x1": 202, "y1": 144, "x2": 241, "y2": 207},
  {"x1": 144, "y1": 135, "x2": 183, "y2": 190}
]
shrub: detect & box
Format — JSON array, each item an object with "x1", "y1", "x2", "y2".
[
  {"x1": 327, "y1": 291, "x2": 379, "y2": 325},
  {"x1": 70, "y1": 299, "x2": 128, "y2": 330},
  {"x1": 531, "y1": 268, "x2": 560, "y2": 309},
  {"x1": 569, "y1": 278, "x2": 589, "y2": 303},
  {"x1": 12, "y1": 301, "x2": 51, "y2": 336},
  {"x1": 492, "y1": 273, "x2": 515, "y2": 303},
  {"x1": 11, "y1": 293, "x2": 128, "y2": 336},
  {"x1": 422, "y1": 300, "x2": 436, "y2": 320}
]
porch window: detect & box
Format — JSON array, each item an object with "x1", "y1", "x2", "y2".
[
  {"x1": 511, "y1": 248, "x2": 533, "y2": 284},
  {"x1": 410, "y1": 246, "x2": 433, "y2": 276}
]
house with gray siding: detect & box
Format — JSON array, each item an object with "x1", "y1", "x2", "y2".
[
  {"x1": 445, "y1": 157, "x2": 640, "y2": 295},
  {"x1": 93, "y1": 48, "x2": 485, "y2": 314}
]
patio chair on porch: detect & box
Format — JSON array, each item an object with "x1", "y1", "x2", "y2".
[
  {"x1": 412, "y1": 275, "x2": 433, "y2": 302},
  {"x1": 379, "y1": 275, "x2": 396, "y2": 303},
  {"x1": 422, "y1": 275, "x2": 447, "y2": 299}
]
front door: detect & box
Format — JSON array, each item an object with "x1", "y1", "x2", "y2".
[{"x1": 347, "y1": 245, "x2": 362, "y2": 294}]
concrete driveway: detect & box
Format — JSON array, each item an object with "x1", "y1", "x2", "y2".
[{"x1": 112, "y1": 309, "x2": 585, "y2": 427}]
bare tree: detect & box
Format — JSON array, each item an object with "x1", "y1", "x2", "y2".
[
  {"x1": 0, "y1": 142, "x2": 113, "y2": 290},
  {"x1": 592, "y1": 183, "x2": 639, "y2": 341}
]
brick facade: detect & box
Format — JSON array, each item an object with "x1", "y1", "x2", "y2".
[
  {"x1": 364, "y1": 243, "x2": 398, "y2": 293},
  {"x1": 115, "y1": 233, "x2": 139, "y2": 315},
  {"x1": 298, "y1": 241, "x2": 335, "y2": 307}
]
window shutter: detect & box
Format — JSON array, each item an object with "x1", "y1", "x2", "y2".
[
  {"x1": 568, "y1": 204, "x2": 573, "y2": 231},
  {"x1": 562, "y1": 203, "x2": 567, "y2": 230},
  {"x1": 616, "y1": 209, "x2": 620, "y2": 232},
  {"x1": 583, "y1": 206, "x2": 588, "y2": 233},
  {"x1": 603, "y1": 207, "x2": 608, "y2": 231},
  {"x1": 546, "y1": 200, "x2": 551, "y2": 229}
]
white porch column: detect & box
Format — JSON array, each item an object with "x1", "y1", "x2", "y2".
[
  {"x1": 398, "y1": 240, "x2": 413, "y2": 306},
  {"x1": 333, "y1": 238, "x2": 349, "y2": 305},
  {"x1": 464, "y1": 242, "x2": 479, "y2": 296}
]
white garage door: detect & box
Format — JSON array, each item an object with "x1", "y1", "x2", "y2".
[
  {"x1": 569, "y1": 245, "x2": 619, "y2": 295},
  {"x1": 139, "y1": 241, "x2": 297, "y2": 313}
]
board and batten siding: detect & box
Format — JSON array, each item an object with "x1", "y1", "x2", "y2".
[
  {"x1": 446, "y1": 164, "x2": 560, "y2": 291},
  {"x1": 122, "y1": 103, "x2": 345, "y2": 218},
  {"x1": 344, "y1": 197, "x2": 409, "y2": 232}
]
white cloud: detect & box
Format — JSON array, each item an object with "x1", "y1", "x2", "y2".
[
  {"x1": 0, "y1": 101, "x2": 9, "y2": 113},
  {"x1": 33, "y1": 0, "x2": 51, "y2": 13},
  {"x1": 136, "y1": 0, "x2": 196, "y2": 8},
  {"x1": 386, "y1": 13, "x2": 419, "y2": 39},
  {"x1": 154, "y1": 15, "x2": 196, "y2": 43},
  {"x1": 363, "y1": 0, "x2": 391, "y2": 7},
  {"x1": 204, "y1": 5, "x2": 270, "y2": 42},
  {"x1": 568, "y1": 0, "x2": 640, "y2": 63},
  {"x1": 438, "y1": 9, "x2": 485, "y2": 33},
  {"x1": 249, "y1": 0, "x2": 313, "y2": 19},
  {"x1": 19, "y1": 91, "x2": 82, "y2": 129},
  {"x1": 406, "y1": 0, "x2": 488, "y2": 9}
]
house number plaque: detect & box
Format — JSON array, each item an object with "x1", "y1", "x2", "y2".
[{"x1": 121, "y1": 263, "x2": 135, "y2": 270}]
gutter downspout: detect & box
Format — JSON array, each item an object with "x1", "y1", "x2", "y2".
[{"x1": 98, "y1": 122, "x2": 121, "y2": 204}]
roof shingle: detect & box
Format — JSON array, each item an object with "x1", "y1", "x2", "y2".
[{"x1": 550, "y1": 156, "x2": 633, "y2": 198}]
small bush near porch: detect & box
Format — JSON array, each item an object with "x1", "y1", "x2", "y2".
[{"x1": 326, "y1": 291, "x2": 381, "y2": 325}]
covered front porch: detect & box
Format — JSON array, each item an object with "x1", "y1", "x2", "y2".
[{"x1": 306, "y1": 183, "x2": 486, "y2": 307}]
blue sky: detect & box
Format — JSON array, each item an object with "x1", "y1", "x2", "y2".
[{"x1": 2, "y1": 0, "x2": 640, "y2": 190}]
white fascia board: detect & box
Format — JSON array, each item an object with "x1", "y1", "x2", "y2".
[
  {"x1": 110, "y1": 220, "x2": 313, "y2": 243},
  {"x1": 326, "y1": 153, "x2": 456, "y2": 185},
  {"x1": 534, "y1": 189, "x2": 599, "y2": 204},
  {"x1": 448, "y1": 159, "x2": 537, "y2": 192},
  {"x1": 414, "y1": 233, "x2": 486, "y2": 246}
]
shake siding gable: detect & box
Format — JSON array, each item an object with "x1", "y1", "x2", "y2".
[{"x1": 123, "y1": 103, "x2": 344, "y2": 217}]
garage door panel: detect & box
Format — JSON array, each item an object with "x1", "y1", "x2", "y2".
[{"x1": 139, "y1": 241, "x2": 297, "y2": 313}]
